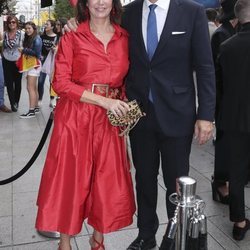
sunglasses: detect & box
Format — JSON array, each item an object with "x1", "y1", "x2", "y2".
[{"x1": 8, "y1": 21, "x2": 16, "y2": 24}]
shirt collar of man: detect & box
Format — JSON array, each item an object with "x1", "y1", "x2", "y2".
[{"x1": 144, "y1": 0, "x2": 170, "y2": 11}]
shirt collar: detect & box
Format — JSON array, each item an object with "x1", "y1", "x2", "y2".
[
  {"x1": 144, "y1": 0, "x2": 170, "y2": 11},
  {"x1": 77, "y1": 20, "x2": 128, "y2": 38}
]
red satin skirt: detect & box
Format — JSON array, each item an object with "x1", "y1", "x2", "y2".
[{"x1": 35, "y1": 98, "x2": 136, "y2": 235}]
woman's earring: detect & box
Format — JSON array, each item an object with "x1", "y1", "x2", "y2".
[{"x1": 112, "y1": 7, "x2": 116, "y2": 16}]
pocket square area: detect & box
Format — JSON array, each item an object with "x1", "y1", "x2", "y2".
[{"x1": 172, "y1": 31, "x2": 186, "y2": 35}]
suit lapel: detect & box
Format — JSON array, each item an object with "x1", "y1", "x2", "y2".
[
  {"x1": 133, "y1": 0, "x2": 149, "y2": 63},
  {"x1": 152, "y1": 0, "x2": 182, "y2": 62}
]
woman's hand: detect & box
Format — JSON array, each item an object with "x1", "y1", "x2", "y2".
[
  {"x1": 51, "y1": 45, "x2": 58, "y2": 53},
  {"x1": 103, "y1": 98, "x2": 130, "y2": 117},
  {"x1": 64, "y1": 18, "x2": 78, "y2": 33},
  {"x1": 18, "y1": 47, "x2": 23, "y2": 53},
  {"x1": 80, "y1": 91, "x2": 130, "y2": 117}
]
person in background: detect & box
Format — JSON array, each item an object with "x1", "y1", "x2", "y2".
[
  {"x1": 211, "y1": 0, "x2": 238, "y2": 205},
  {"x1": 2, "y1": 15, "x2": 24, "y2": 112},
  {"x1": 206, "y1": 8, "x2": 220, "y2": 39},
  {"x1": 19, "y1": 22, "x2": 42, "y2": 118},
  {"x1": 35, "y1": 0, "x2": 135, "y2": 250},
  {"x1": 55, "y1": 18, "x2": 68, "y2": 38},
  {"x1": 38, "y1": 19, "x2": 57, "y2": 107},
  {"x1": 216, "y1": 0, "x2": 250, "y2": 240},
  {"x1": 0, "y1": 32, "x2": 12, "y2": 113},
  {"x1": 49, "y1": 18, "x2": 68, "y2": 105}
]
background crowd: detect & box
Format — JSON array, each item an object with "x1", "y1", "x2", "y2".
[{"x1": 0, "y1": 16, "x2": 67, "y2": 117}]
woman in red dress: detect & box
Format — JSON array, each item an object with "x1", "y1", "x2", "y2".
[{"x1": 35, "y1": 0, "x2": 136, "y2": 249}]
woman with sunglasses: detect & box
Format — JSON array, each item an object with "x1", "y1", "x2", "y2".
[{"x1": 2, "y1": 15, "x2": 24, "y2": 112}]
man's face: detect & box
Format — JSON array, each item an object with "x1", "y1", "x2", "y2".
[{"x1": 148, "y1": 0, "x2": 158, "y2": 3}]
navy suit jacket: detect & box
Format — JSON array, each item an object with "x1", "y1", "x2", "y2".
[{"x1": 122, "y1": 0, "x2": 216, "y2": 137}]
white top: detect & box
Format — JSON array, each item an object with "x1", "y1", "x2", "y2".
[
  {"x1": 142, "y1": 0, "x2": 170, "y2": 51},
  {"x1": 2, "y1": 30, "x2": 25, "y2": 61}
]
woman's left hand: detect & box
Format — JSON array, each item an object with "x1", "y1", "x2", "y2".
[{"x1": 103, "y1": 98, "x2": 130, "y2": 118}]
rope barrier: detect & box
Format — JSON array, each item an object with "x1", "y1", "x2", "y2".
[{"x1": 0, "y1": 111, "x2": 54, "y2": 185}]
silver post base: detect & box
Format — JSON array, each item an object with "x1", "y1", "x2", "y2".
[{"x1": 37, "y1": 230, "x2": 60, "y2": 238}]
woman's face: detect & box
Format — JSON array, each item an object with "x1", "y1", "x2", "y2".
[
  {"x1": 87, "y1": 0, "x2": 113, "y2": 21},
  {"x1": 8, "y1": 19, "x2": 17, "y2": 31},
  {"x1": 25, "y1": 24, "x2": 35, "y2": 36},
  {"x1": 55, "y1": 21, "x2": 61, "y2": 33},
  {"x1": 44, "y1": 21, "x2": 53, "y2": 32}
]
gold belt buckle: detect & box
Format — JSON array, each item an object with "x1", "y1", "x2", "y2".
[{"x1": 91, "y1": 83, "x2": 109, "y2": 97}]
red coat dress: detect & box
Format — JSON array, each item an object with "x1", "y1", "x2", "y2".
[{"x1": 35, "y1": 21, "x2": 135, "y2": 235}]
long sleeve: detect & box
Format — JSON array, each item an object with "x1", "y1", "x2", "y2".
[
  {"x1": 22, "y1": 36, "x2": 42, "y2": 58},
  {"x1": 192, "y1": 6, "x2": 216, "y2": 122},
  {"x1": 52, "y1": 33, "x2": 86, "y2": 102}
]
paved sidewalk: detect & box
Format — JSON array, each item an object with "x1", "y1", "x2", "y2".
[{"x1": 0, "y1": 78, "x2": 250, "y2": 250}]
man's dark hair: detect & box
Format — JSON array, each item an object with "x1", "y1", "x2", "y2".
[{"x1": 206, "y1": 8, "x2": 218, "y2": 22}]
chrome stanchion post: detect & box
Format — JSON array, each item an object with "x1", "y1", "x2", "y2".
[
  {"x1": 197, "y1": 200, "x2": 208, "y2": 250},
  {"x1": 168, "y1": 177, "x2": 207, "y2": 250},
  {"x1": 176, "y1": 176, "x2": 197, "y2": 250}
]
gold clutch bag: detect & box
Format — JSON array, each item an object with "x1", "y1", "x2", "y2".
[{"x1": 107, "y1": 100, "x2": 146, "y2": 136}]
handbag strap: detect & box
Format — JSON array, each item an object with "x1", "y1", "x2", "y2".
[{"x1": 118, "y1": 118, "x2": 141, "y2": 136}]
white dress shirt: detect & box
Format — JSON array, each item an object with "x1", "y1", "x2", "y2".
[{"x1": 142, "y1": 0, "x2": 170, "y2": 51}]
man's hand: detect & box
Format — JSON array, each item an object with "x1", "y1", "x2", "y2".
[
  {"x1": 64, "y1": 18, "x2": 78, "y2": 33},
  {"x1": 194, "y1": 120, "x2": 214, "y2": 145}
]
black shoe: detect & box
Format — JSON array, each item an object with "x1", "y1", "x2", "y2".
[
  {"x1": 233, "y1": 219, "x2": 250, "y2": 241},
  {"x1": 34, "y1": 107, "x2": 40, "y2": 113},
  {"x1": 19, "y1": 110, "x2": 36, "y2": 119},
  {"x1": 159, "y1": 235, "x2": 175, "y2": 250},
  {"x1": 211, "y1": 177, "x2": 229, "y2": 205},
  {"x1": 11, "y1": 104, "x2": 17, "y2": 112},
  {"x1": 127, "y1": 237, "x2": 156, "y2": 250}
]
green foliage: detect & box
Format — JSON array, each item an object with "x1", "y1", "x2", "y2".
[
  {"x1": 0, "y1": 0, "x2": 10, "y2": 15},
  {"x1": 0, "y1": 0, "x2": 16, "y2": 15},
  {"x1": 54, "y1": 0, "x2": 75, "y2": 20}
]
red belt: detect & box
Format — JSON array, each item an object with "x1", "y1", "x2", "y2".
[{"x1": 91, "y1": 83, "x2": 121, "y2": 99}]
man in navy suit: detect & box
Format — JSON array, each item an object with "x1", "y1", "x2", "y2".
[
  {"x1": 122, "y1": 0, "x2": 215, "y2": 249},
  {"x1": 65, "y1": 0, "x2": 215, "y2": 248}
]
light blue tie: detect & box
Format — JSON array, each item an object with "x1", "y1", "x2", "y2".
[
  {"x1": 147, "y1": 4, "x2": 158, "y2": 61},
  {"x1": 147, "y1": 4, "x2": 158, "y2": 102}
]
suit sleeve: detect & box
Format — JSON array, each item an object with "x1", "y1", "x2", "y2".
[
  {"x1": 192, "y1": 6, "x2": 216, "y2": 122},
  {"x1": 52, "y1": 33, "x2": 86, "y2": 102},
  {"x1": 214, "y1": 44, "x2": 224, "y2": 122}
]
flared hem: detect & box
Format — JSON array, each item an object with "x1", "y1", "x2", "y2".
[{"x1": 36, "y1": 216, "x2": 134, "y2": 236}]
